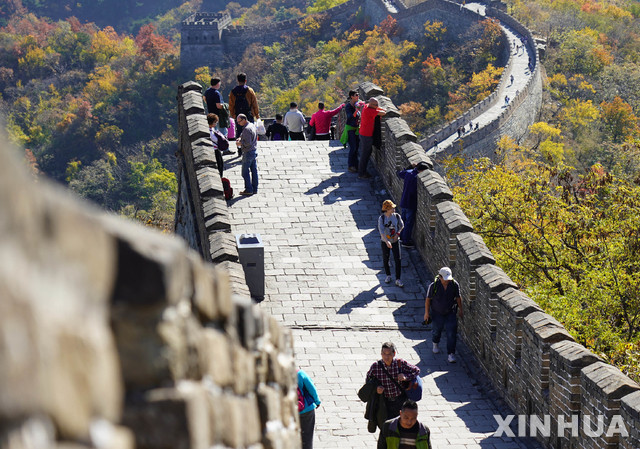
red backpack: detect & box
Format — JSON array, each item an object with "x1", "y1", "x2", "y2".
[
  {"x1": 221, "y1": 177, "x2": 233, "y2": 200},
  {"x1": 297, "y1": 386, "x2": 305, "y2": 412}
]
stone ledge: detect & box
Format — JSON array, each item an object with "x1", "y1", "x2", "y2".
[
  {"x1": 476, "y1": 264, "x2": 517, "y2": 293},
  {"x1": 202, "y1": 197, "x2": 231, "y2": 232},
  {"x1": 400, "y1": 142, "x2": 432, "y2": 168},
  {"x1": 196, "y1": 166, "x2": 224, "y2": 198},
  {"x1": 621, "y1": 390, "x2": 640, "y2": 420},
  {"x1": 186, "y1": 113, "x2": 210, "y2": 142},
  {"x1": 385, "y1": 117, "x2": 417, "y2": 143},
  {"x1": 191, "y1": 138, "x2": 218, "y2": 169},
  {"x1": 436, "y1": 201, "x2": 473, "y2": 232},
  {"x1": 208, "y1": 231, "x2": 240, "y2": 263},
  {"x1": 419, "y1": 170, "x2": 452, "y2": 200},
  {"x1": 497, "y1": 287, "x2": 541, "y2": 316},
  {"x1": 457, "y1": 232, "x2": 495, "y2": 265},
  {"x1": 183, "y1": 90, "x2": 205, "y2": 115},
  {"x1": 550, "y1": 340, "x2": 600, "y2": 374},
  {"x1": 582, "y1": 362, "x2": 640, "y2": 399},
  {"x1": 524, "y1": 311, "x2": 574, "y2": 344}
]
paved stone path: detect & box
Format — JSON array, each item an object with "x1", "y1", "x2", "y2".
[
  {"x1": 426, "y1": 2, "x2": 536, "y2": 159},
  {"x1": 226, "y1": 141, "x2": 538, "y2": 448}
]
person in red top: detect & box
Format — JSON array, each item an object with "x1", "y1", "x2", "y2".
[
  {"x1": 358, "y1": 97, "x2": 386, "y2": 179},
  {"x1": 309, "y1": 102, "x2": 344, "y2": 140}
]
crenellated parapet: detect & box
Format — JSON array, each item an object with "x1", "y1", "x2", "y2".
[
  {"x1": 361, "y1": 80, "x2": 640, "y2": 449},
  {"x1": 0, "y1": 86, "x2": 301, "y2": 449}
]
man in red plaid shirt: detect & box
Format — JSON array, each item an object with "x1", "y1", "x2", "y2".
[{"x1": 366, "y1": 342, "x2": 420, "y2": 420}]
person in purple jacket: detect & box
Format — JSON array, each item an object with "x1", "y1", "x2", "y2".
[{"x1": 397, "y1": 161, "x2": 430, "y2": 248}]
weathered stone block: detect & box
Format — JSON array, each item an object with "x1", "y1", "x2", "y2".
[
  {"x1": 124, "y1": 382, "x2": 211, "y2": 449},
  {"x1": 198, "y1": 328, "x2": 234, "y2": 387}
]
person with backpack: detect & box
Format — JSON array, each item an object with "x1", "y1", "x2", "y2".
[
  {"x1": 229, "y1": 72, "x2": 260, "y2": 145},
  {"x1": 378, "y1": 200, "x2": 404, "y2": 288},
  {"x1": 203, "y1": 77, "x2": 229, "y2": 137},
  {"x1": 266, "y1": 113, "x2": 289, "y2": 141},
  {"x1": 297, "y1": 369, "x2": 321, "y2": 449},
  {"x1": 424, "y1": 267, "x2": 464, "y2": 363}
]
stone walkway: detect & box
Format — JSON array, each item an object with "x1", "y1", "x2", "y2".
[{"x1": 226, "y1": 141, "x2": 535, "y2": 448}]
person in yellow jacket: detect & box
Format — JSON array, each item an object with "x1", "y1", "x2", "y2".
[{"x1": 377, "y1": 400, "x2": 432, "y2": 449}]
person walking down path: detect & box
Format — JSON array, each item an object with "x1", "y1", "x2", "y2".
[
  {"x1": 366, "y1": 342, "x2": 420, "y2": 422},
  {"x1": 377, "y1": 400, "x2": 432, "y2": 449},
  {"x1": 298, "y1": 369, "x2": 321, "y2": 449},
  {"x1": 358, "y1": 97, "x2": 386, "y2": 179},
  {"x1": 236, "y1": 114, "x2": 258, "y2": 196},
  {"x1": 424, "y1": 267, "x2": 464, "y2": 363},
  {"x1": 397, "y1": 161, "x2": 430, "y2": 248},
  {"x1": 378, "y1": 200, "x2": 404, "y2": 287},
  {"x1": 310, "y1": 102, "x2": 344, "y2": 140},
  {"x1": 284, "y1": 102, "x2": 307, "y2": 141}
]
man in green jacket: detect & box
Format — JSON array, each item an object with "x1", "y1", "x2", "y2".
[{"x1": 377, "y1": 400, "x2": 432, "y2": 449}]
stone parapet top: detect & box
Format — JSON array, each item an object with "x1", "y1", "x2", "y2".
[
  {"x1": 418, "y1": 170, "x2": 452, "y2": 200},
  {"x1": 436, "y1": 201, "x2": 473, "y2": 232},
  {"x1": 457, "y1": 232, "x2": 495, "y2": 265},
  {"x1": 550, "y1": 340, "x2": 601, "y2": 372},
  {"x1": 496, "y1": 287, "x2": 542, "y2": 316},
  {"x1": 582, "y1": 362, "x2": 640, "y2": 399}
]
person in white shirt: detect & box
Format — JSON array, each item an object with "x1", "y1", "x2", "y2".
[{"x1": 284, "y1": 102, "x2": 307, "y2": 140}]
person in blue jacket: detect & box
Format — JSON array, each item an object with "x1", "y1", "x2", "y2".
[
  {"x1": 298, "y1": 369, "x2": 321, "y2": 449},
  {"x1": 397, "y1": 161, "x2": 430, "y2": 248}
]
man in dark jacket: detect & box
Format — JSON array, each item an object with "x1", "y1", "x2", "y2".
[
  {"x1": 358, "y1": 376, "x2": 388, "y2": 432},
  {"x1": 378, "y1": 400, "x2": 432, "y2": 449},
  {"x1": 397, "y1": 161, "x2": 430, "y2": 248}
]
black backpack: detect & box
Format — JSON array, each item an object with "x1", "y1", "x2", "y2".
[
  {"x1": 233, "y1": 87, "x2": 251, "y2": 116},
  {"x1": 428, "y1": 276, "x2": 458, "y2": 315}
]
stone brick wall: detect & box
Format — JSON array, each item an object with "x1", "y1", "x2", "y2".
[
  {"x1": 362, "y1": 81, "x2": 640, "y2": 448},
  {"x1": 0, "y1": 103, "x2": 300, "y2": 447}
]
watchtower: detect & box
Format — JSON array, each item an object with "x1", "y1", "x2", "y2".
[{"x1": 180, "y1": 12, "x2": 232, "y2": 73}]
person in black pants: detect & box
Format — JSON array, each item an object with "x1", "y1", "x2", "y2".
[{"x1": 378, "y1": 200, "x2": 405, "y2": 288}]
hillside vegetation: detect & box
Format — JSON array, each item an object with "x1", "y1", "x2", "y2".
[{"x1": 445, "y1": 0, "x2": 640, "y2": 381}]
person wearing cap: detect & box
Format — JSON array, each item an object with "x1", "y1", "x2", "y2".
[
  {"x1": 397, "y1": 161, "x2": 430, "y2": 248},
  {"x1": 358, "y1": 97, "x2": 386, "y2": 179},
  {"x1": 378, "y1": 200, "x2": 404, "y2": 287},
  {"x1": 424, "y1": 267, "x2": 463, "y2": 363}
]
